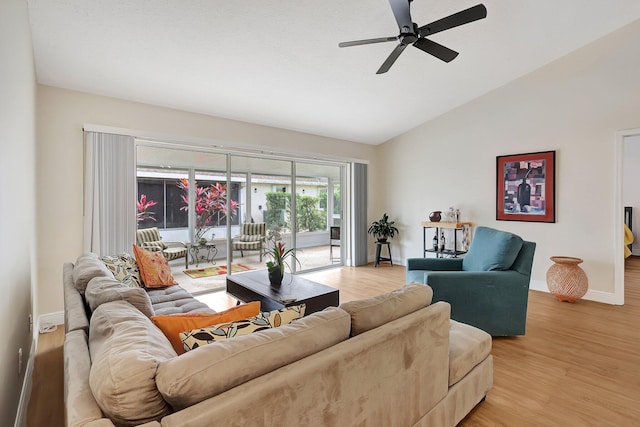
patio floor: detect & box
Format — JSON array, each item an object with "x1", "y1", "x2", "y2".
[{"x1": 169, "y1": 244, "x2": 341, "y2": 295}]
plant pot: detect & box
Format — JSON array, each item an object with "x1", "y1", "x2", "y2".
[
  {"x1": 377, "y1": 238, "x2": 388, "y2": 243},
  {"x1": 198, "y1": 238, "x2": 207, "y2": 245},
  {"x1": 546, "y1": 256, "x2": 588, "y2": 302},
  {"x1": 268, "y1": 268, "x2": 283, "y2": 288}
]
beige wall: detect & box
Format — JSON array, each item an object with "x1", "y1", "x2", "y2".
[
  {"x1": 0, "y1": 0, "x2": 36, "y2": 424},
  {"x1": 376, "y1": 19, "x2": 640, "y2": 301},
  {"x1": 36, "y1": 85, "x2": 377, "y2": 315}
]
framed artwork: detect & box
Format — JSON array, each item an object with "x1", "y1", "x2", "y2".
[{"x1": 496, "y1": 150, "x2": 555, "y2": 223}]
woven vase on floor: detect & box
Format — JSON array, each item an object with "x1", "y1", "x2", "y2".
[{"x1": 546, "y1": 256, "x2": 588, "y2": 302}]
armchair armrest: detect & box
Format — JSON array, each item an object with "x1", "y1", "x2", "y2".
[
  {"x1": 425, "y1": 270, "x2": 531, "y2": 336},
  {"x1": 406, "y1": 257, "x2": 463, "y2": 271},
  {"x1": 425, "y1": 270, "x2": 530, "y2": 291},
  {"x1": 164, "y1": 241, "x2": 187, "y2": 248}
]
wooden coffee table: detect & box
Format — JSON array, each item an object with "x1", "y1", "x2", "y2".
[{"x1": 226, "y1": 270, "x2": 339, "y2": 315}]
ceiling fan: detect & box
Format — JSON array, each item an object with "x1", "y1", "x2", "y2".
[{"x1": 338, "y1": 1, "x2": 487, "y2": 74}]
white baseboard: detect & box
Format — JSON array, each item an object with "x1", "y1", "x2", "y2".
[
  {"x1": 38, "y1": 311, "x2": 64, "y2": 333},
  {"x1": 14, "y1": 338, "x2": 36, "y2": 427},
  {"x1": 529, "y1": 279, "x2": 620, "y2": 305}
]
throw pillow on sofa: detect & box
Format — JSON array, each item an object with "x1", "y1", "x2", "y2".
[
  {"x1": 72, "y1": 253, "x2": 113, "y2": 293},
  {"x1": 151, "y1": 301, "x2": 261, "y2": 355},
  {"x1": 180, "y1": 304, "x2": 306, "y2": 351},
  {"x1": 100, "y1": 253, "x2": 143, "y2": 288},
  {"x1": 85, "y1": 276, "x2": 155, "y2": 318},
  {"x1": 133, "y1": 244, "x2": 177, "y2": 288},
  {"x1": 89, "y1": 300, "x2": 175, "y2": 424}
]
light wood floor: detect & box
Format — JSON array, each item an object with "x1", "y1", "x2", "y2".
[{"x1": 26, "y1": 259, "x2": 640, "y2": 426}]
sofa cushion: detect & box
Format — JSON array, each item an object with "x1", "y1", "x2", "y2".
[
  {"x1": 145, "y1": 285, "x2": 215, "y2": 314},
  {"x1": 462, "y1": 226, "x2": 523, "y2": 272},
  {"x1": 85, "y1": 276, "x2": 154, "y2": 318},
  {"x1": 99, "y1": 253, "x2": 143, "y2": 288},
  {"x1": 339, "y1": 283, "x2": 433, "y2": 336},
  {"x1": 180, "y1": 304, "x2": 306, "y2": 351},
  {"x1": 72, "y1": 253, "x2": 113, "y2": 293},
  {"x1": 89, "y1": 300, "x2": 176, "y2": 425},
  {"x1": 448, "y1": 320, "x2": 492, "y2": 386},
  {"x1": 156, "y1": 306, "x2": 350, "y2": 410},
  {"x1": 151, "y1": 301, "x2": 261, "y2": 355},
  {"x1": 133, "y1": 244, "x2": 177, "y2": 288}
]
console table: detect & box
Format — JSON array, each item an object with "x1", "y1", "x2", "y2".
[{"x1": 421, "y1": 221, "x2": 472, "y2": 258}]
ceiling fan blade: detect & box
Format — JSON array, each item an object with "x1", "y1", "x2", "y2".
[
  {"x1": 376, "y1": 44, "x2": 408, "y2": 74},
  {"x1": 389, "y1": 0, "x2": 413, "y2": 34},
  {"x1": 338, "y1": 36, "x2": 398, "y2": 48},
  {"x1": 418, "y1": 4, "x2": 487, "y2": 37},
  {"x1": 413, "y1": 38, "x2": 459, "y2": 62}
]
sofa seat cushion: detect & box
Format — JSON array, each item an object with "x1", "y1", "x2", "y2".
[
  {"x1": 145, "y1": 285, "x2": 214, "y2": 314},
  {"x1": 339, "y1": 283, "x2": 433, "y2": 336},
  {"x1": 85, "y1": 276, "x2": 154, "y2": 318},
  {"x1": 89, "y1": 300, "x2": 176, "y2": 425},
  {"x1": 72, "y1": 253, "x2": 114, "y2": 293},
  {"x1": 448, "y1": 320, "x2": 492, "y2": 386},
  {"x1": 156, "y1": 306, "x2": 351, "y2": 410}
]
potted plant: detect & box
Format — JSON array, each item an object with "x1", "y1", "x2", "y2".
[
  {"x1": 177, "y1": 179, "x2": 239, "y2": 243},
  {"x1": 264, "y1": 241, "x2": 300, "y2": 287},
  {"x1": 367, "y1": 213, "x2": 399, "y2": 242}
]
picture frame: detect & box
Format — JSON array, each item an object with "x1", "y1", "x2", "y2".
[{"x1": 496, "y1": 150, "x2": 555, "y2": 223}]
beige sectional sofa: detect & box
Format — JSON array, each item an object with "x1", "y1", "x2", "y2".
[{"x1": 63, "y1": 254, "x2": 493, "y2": 427}]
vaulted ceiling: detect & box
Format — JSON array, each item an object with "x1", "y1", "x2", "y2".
[{"x1": 27, "y1": 1, "x2": 640, "y2": 144}]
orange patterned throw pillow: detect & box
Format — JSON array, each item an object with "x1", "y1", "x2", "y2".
[
  {"x1": 151, "y1": 301, "x2": 261, "y2": 355},
  {"x1": 180, "y1": 304, "x2": 306, "y2": 352},
  {"x1": 133, "y1": 244, "x2": 177, "y2": 288}
]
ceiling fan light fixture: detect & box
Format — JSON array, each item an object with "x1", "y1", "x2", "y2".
[{"x1": 338, "y1": 1, "x2": 487, "y2": 74}]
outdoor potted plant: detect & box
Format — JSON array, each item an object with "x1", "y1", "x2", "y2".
[
  {"x1": 367, "y1": 213, "x2": 399, "y2": 242},
  {"x1": 264, "y1": 240, "x2": 300, "y2": 287}
]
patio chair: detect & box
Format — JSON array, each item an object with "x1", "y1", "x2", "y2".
[
  {"x1": 232, "y1": 222, "x2": 267, "y2": 262},
  {"x1": 135, "y1": 227, "x2": 188, "y2": 269}
]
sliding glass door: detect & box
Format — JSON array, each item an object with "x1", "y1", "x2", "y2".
[
  {"x1": 229, "y1": 155, "x2": 293, "y2": 272},
  {"x1": 136, "y1": 142, "x2": 348, "y2": 293},
  {"x1": 294, "y1": 162, "x2": 344, "y2": 270}
]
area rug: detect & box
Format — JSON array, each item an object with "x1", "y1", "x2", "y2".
[{"x1": 184, "y1": 264, "x2": 253, "y2": 279}]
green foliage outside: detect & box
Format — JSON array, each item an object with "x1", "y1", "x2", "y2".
[
  {"x1": 264, "y1": 191, "x2": 326, "y2": 232},
  {"x1": 318, "y1": 187, "x2": 341, "y2": 214},
  {"x1": 296, "y1": 195, "x2": 326, "y2": 232},
  {"x1": 264, "y1": 192, "x2": 289, "y2": 229}
]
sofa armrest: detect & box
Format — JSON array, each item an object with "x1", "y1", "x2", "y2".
[{"x1": 406, "y1": 257, "x2": 463, "y2": 271}]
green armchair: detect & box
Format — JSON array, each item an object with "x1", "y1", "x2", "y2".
[{"x1": 406, "y1": 226, "x2": 536, "y2": 336}]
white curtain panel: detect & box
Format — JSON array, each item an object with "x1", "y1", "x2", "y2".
[{"x1": 83, "y1": 131, "x2": 136, "y2": 255}]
